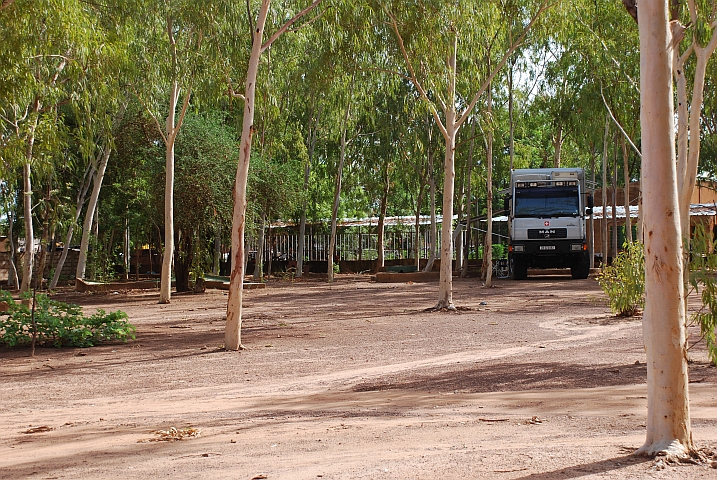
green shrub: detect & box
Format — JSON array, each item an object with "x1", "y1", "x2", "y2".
[
  {"x1": 0, "y1": 291, "x2": 135, "y2": 348},
  {"x1": 689, "y1": 224, "x2": 717, "y2": 365},
  {"x1": 596, "y1": 241, "x2": 645, "y2": 316},
  {"x1": 492, "y1": 243, "x2": 507, "y2": 260}
]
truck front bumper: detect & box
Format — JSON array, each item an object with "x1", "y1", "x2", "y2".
[{"x1": 509, "y1": 240, "x2": 587, "y2": 268}]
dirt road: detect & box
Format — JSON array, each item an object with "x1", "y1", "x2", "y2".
[{"x1": 1, "y1": 276, "x2": 716, "y2": 479}]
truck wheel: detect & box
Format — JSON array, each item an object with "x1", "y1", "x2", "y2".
[
  {"x1": 571, "y1": 253, "x2": 590, "y2": 279},
  {"x1": 511, "y1": 258, "x2": 528, "y2": 280}
]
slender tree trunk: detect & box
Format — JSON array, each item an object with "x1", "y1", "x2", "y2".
[
  {"x1": 601, "y1": 118, "x2": 610, "y2": 268},
  {"x1": 50, "y1": 162, "x2": 93, "y2": 289},
  {"x1": 589, "y1": 147, "x2": 596, "y2": 269},
  {"x1": 462, "y1": 119, "x2": 475, "y2": 277},
  {"x1": 414, "y1": 181, "x2": 425, "y2": 269},
  {"x1": 673, "y1": 7, "x2": 717, "y2": 309},
  {"x1": 552, "y1": 125, "x2": 563, "y2": 168},
  {"x1": 20, "y1": 161, "x2": 34, "y2": 294},
  {"x1": 636, "y1": 0, "x2": 693, "y2": 457},
  {"x1": 34, "y1": 185, "x2": 51, "y2": 289},
  {"x1": 612, "y1": 137, "x2": 618, "y2": 256},
  {"x1": 297, "y1": 104, "x2": 320, "y2": 279},
  {"x1": 423, "y1": 118, "x2": 438, "y2": 273},
  {"x1": 20, "y1": 109, "x2": 40, "y2": 294},
  {"x1": 213, "y1": 226, "x2": 220, "y2": 275},
  {"x1": 267, "y1": 224, "x2": 274, "y2": 278},
  {"x1": 7, "y1": 210, "x2": 19, "y2": 288},
  {"x1": 297, "y1": 167, "x2": 309, "y2": 278},
  {"x1": 483, "y1": 84, "x2": 494, "y2": 287},
  {"x1": 328, "y1": 102, "x2": 350, "y2": 283},
  {"x1": 225, "y1": 2, "x2": 270, "y2": 351},
  {"x1": 254, "y1": 213, "x2": 266, "y2": 281},
  {"x1": 622, "y1": 137, "x2": 633, "y2": 243},
  {"x1": 508, "y1": 58, "x2": 515, "y2": 172},
  {"x1": 437, "y1": 110, "x2": 457, "y2": 309},
  {"x1": 76, "y1": 146, "x2": 111, "y2": 282},
  {"x1": 159, "y1": 79, "x2": 179, "y2": 303},
  {"x1": 124, "y1": 217, "x2": 130, "y2": 280},
  {"x1": 455, "y1": 159, "x2": 465, "y2": 273},
  {"x1": 376, "y1": 167, "x2": 390, "y2": 273}
]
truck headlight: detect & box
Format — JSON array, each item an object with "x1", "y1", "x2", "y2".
[
  {"x1": 571, "y1": 244, "x2": 582, "y2": 251},
  {"x1": 514, "y1": 245, "x2": 524, "y2": 252}
]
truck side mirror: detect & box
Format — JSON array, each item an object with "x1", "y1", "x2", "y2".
[
  {"x1": 587, "y1": 194, "x2": 594, "y2": 209},
  {"x1": 503, "y1": 196, "x2": 509, "y2": 212},
  {"x1": 586, "y1": 207, "x2": 593, "y2": 216}
]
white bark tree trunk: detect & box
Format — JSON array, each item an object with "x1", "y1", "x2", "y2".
[
  {"x1": 388, "y1": 3, "x2": 549, "y2": 307},
  {"x1": 225, "y1": 0, "x2": 323, "y2": 350},
  {"x1": 423, "y1": 118, "x2": 437, "y2": 273},
  {"x1": 75, "y1": 146, "x2": 111, "y2": 282},
  {"x1": 159, "y1": 79, "x2": 179, "y2": 303},
  {"x1": 622, "y1": 137, "x2": 633, "y2": 244},
  {"x1": 328, "y1": 102, "x2": 350, "y2": 283},
  {"x1": 672, "y1": 5, "x2": 717, "y2": 308},
  {"x1": 225, "y1": 17, "x2": 263, "y2": 349},
  {"x1": 7, "y1": 210, "x2": 19, "y2": 288},
  {"x1": 437, "y1": 109, "x2": 456, "y2": 309},
  {"x1": 636, "y1": 0, "x2": 693, "y2": 458},
  {"x1": 483, "y1": 84, "x2": 494, "y2": 287},
  {"x1": 376, "y1": 169, "x2": 389, "y2": 273},
  {"x1": 53, "y1": 164, "x2": 94, "y2": 289},
  {"x1": 20, "y1": 161, "x2": 34, "y2": 294},
  {"x1": 461, "y1": 119, "x2": 475, "y2": 278},
  {"x1": 601, "y1": 119, "x2": 609, "y2": 268}
]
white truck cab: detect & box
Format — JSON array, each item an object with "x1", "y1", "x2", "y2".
[{"x1": 505, "y1": 168, "x2": 593, "y2": 279}]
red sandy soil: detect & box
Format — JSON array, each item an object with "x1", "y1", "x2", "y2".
[{"x1": 1, "y1": 275, "x2": 716, "y2": 479}]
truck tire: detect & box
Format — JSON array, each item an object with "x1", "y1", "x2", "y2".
[
  {"x1": 571, "y1": 252, "x2": 590, "y2": 279},
  {"x1": 511, "y1": 257, "x2": 528, "y2": 280}
]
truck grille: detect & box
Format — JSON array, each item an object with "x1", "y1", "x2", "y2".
[{"x1": 528, "y1": 228, "x2": 567, "y2": 239}]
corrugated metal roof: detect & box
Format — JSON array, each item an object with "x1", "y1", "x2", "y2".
[
  {"x1": 271, "y1": 215, "x2": 458, "y2": 229},
  {"x1": 591, "y1": 204, "x2": 717, "y2": 219}
]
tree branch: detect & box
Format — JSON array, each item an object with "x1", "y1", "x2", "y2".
[
  {"x1": 227, "y1": 77, "x2": 247, "y2": 101},
  {"x1": 0, "y1": 0, "x2": 16, "y2": 12},
  {"x1": 622, "y1": 0, "x2": 638, "y2": 23},
  {"x1": 261, "y1": 0, "x2": 324, "y2": 53},
  {"x1": 456, "y1": 0, "x2": 553, "y2": 129},
  {"x1": 131, "y1": 87, "x2": 169, "y2": 145},
  {"x1": 385, "y1": 8, "x2": 448, "y2": 138},
  {"x1": 170, "y1": 85, "x2": 192, "y2": 143},
  {"x1": 600, "y1": 84, "x2": 641, "y2": 158},
  {"x1": 288, "y1": 6, "x2": 328, "y2": 33},
  {"x1": 245, "y1": 0, "x2": 254, "y2": 45}
]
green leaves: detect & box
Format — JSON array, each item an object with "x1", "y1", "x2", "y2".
[
  {"x1": 596, "y1": 241, "x2": 645, "y2": 317},
  {"x1": 689, "y1": 224, "x2": 717, "y2": 365},
  {"x1": 0, "y1": 290, "x2": 135, "y2": 348}
]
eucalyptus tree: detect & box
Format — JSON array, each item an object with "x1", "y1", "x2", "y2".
[
  {"x1": 130, "y1": 0, "x2": 212, "y2": 303},
  {"x1": 74, "y1": 100, "x2": 128, "y2": 282},
  {"x1": 671, "y1": 2, "x2": 717, "y2": 274},
  {"x1": 633, "y1": 0, "x2": 694, "y2": 460},
  {"x1": 156, "y1": 113, "x2": 237, "y2": 290},
  {"x1": 224, "y1": 0, "x2": 325, "y2": 351},
  {"x1": 377, "y1": 0, "x2": 551, "y2": 309},
  {"x1": 0, "y1": 0, "x2": 109, "y2": 292}
]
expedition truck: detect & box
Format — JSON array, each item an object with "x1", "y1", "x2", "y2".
[{"x1": 504, "y1": 168, "x2": 593, "y2": 280}]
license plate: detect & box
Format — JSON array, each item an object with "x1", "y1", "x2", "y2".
[{"x1": 539, "y1": 245, "x2": 556, "y2": 250}]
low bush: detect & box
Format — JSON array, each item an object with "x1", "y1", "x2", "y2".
[
  {"x1": 689, "y1": 224, "x2": 717, "y2": 365},
  {"x1": 0, "y1": 291, "x2": 135, "y2": 348},
  {"x1": 596, "y1": 241, "x2": 645, "y2": 316}
]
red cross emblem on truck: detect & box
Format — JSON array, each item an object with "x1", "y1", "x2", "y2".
[{"x1": 544, "y1": 221, "x2": 550, "y2": 226}]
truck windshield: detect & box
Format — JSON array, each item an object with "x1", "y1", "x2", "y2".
[{"x1": 514, "y1": 186, "x2": 580, "y2": 218}]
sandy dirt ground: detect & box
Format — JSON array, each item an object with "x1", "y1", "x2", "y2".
[{"x1": 1, "y1": 274, "x2": 716, "y2": 480}]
